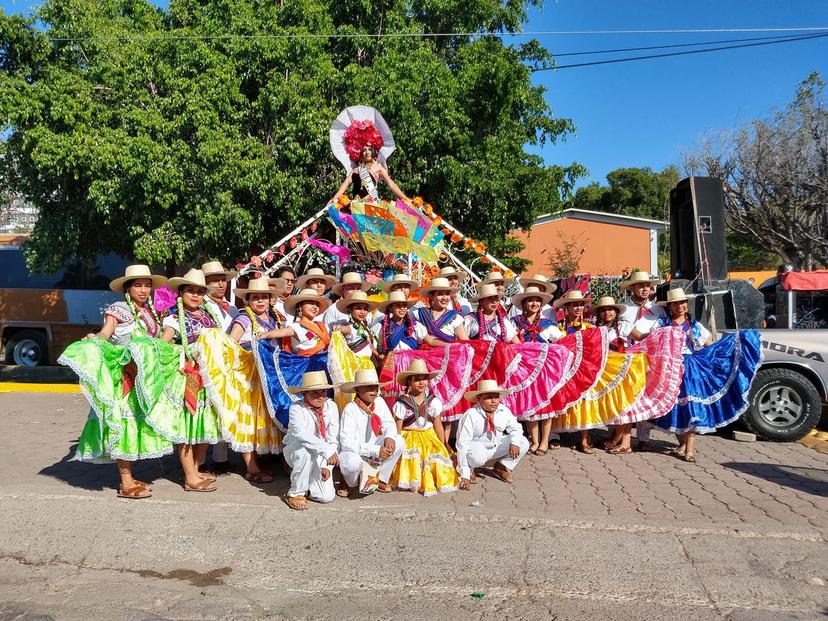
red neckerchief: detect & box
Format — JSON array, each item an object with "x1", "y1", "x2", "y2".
[
  {"x1": 482, "y1": 407, "x2": 497, "y2": 434},
  {"x1": 633, "y1": 298, "x2": 654, "y2": 321},
  {"x1": 355, "y1": 397, "x2": 382, "y2": 436},
  {"x1": 305, "y1": 399, "x2": 327, "y2": 440},
  {"x1": 451, "y1": 296, "x2": 462, "y2": 312}
]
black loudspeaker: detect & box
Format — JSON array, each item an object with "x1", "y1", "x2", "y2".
[
  {"x1": 669, "y1": 177, "x2": 728, "y2": 289},
  {"x1": 657, "y1": 279, "x2": 764, "y2": 329}
]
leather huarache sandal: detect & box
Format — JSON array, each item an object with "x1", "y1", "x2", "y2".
[
  {"x1": 377, "y1": 481, "x2": 393, "y2": 493},
  {"x1": 117, "y1": 484, "x2": 151, "y2": 499},
  {"x1": 133, "y1": 480, "x2": 153, "y2": 491},
  {"x1": 284, "y1": 495, "x2": 309, "y2": 510},
  {"x1": 183, "y1": 480, "x2": 216, "y2": 492},
  {"x1": 245, "y1": 471, "x2": 274, "y2": 483},
  {"x1": 607, "y1": 446, "x2": 633, "y2": 455},
  {"x1": 490, "y1": 462, "x2": 514, "y2": 483},
  {"x1": 577, "y1": 444, "x2": 595, "y2": 455}
]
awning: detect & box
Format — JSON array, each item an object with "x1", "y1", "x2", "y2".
[{"x1": 780, "y1": 270, "x2": 828, "y2": 292}]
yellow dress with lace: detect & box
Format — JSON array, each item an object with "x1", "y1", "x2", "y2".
[
  {"x1": 328, "y1": 330, "x2": 376, "y2": 411},
  {"x1": 195, "y1": 329, "x2": 283, "y2": 453},
  {"x1": 391, "y1": 427, "x2": 460, "y2": 496},
  {"x1": 550, "y1": 351, "x2": 648, "y2": 432}
]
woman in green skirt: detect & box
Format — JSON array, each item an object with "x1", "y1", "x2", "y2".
[
  {"x1": 130, "y1": 268, "x2": 223, "y2": 493},
  {"x1": 59, "y1": 265, "x2": 173, "y2": 499}
]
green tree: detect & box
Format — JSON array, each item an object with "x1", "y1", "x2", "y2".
[
  {"x1": 568, "y1": 165, "x2": 679, "y2": 221},
  {"x1": 0, "y1": 0, "x2": 583, "y2": 275}
]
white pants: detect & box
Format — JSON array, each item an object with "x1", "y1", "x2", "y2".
[
  {"x1": 339, "y1": 434, "x2": 405, "y2": 487},
  {"x1": 212, "y1": 441, "x2": 228, "y2": 463},
  {"x1": 636, "y1": 421, "x2": 653, "y2": 443},
  {"x1": 466, "y1": 435, "x2": 529, "y2": 473},
  {"x1": 285, "y1": 446, "x2": 335, "y2": 503}
]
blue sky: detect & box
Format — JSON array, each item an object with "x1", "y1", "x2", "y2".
[{"x1": 3, "y1": 0, "x2": 827, "y2": 187}]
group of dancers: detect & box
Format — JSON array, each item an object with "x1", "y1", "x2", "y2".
[{"x1": 60, "y1": 260, "x2": 762, "y2": 509}]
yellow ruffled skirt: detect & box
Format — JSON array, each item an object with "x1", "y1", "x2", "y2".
[
  {"x1": 391, "y1": 428, "x2": 459, "y2": 496},
  {"x1": 550, "y1": 351, "x2": 648, "y2": 432},
  {"x1": 195, "y1": 329, "x2": 283, "y2": 454},
  {"x1": 328, "y1": 331, "x2": 376, "y2": 411}
]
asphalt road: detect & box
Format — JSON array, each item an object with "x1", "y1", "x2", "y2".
[{"x1": 0, "y1": 391, "x2": 826, "y2": 620}]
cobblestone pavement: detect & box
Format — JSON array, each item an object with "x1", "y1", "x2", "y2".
[{"x1": 1, "y1": 392, "x2": 826, "y2": 620}]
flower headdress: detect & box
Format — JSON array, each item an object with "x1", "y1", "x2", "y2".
[{"x1": 330, "y1": 105, "x2": 396, "y2": 172}]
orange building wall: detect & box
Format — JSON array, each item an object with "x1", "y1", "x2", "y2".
[{"x1": 512, "y1": 219, "x2": 653, "y2": 276}]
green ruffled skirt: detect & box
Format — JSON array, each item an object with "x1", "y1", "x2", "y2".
[
  {"x1": 129, "y1": 336, "x2": 222, "y2": 445},
  {"x1": 58, "y1": 339, "x2": 173, "y2": 462}
]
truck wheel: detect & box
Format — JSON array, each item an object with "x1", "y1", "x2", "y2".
[
  {"x1": 6, "y1": 330, "x2": 49, "y2": 367},
  {"x1": 743, "y1": 368, "x2": 822, "y2": 441}
]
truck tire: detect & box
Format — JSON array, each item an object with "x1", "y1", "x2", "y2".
[
  {"x1": 743, "y1": 368, "x2": 822, "y2": 441},
  {"x1": 5, "y1": 330, "x2": 49, "y2": 367}
]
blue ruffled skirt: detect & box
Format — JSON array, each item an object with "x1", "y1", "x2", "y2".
[{"x1": 653, "y1": 329, "x2": 762, "y2": 434}]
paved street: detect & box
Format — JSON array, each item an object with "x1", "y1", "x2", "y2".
[{"x1": 1, "y1": 391, "x2": 826, "y2": 620}]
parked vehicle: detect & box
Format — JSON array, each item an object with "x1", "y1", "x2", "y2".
[{"x1": 0, "y1": 234, "x2": 127, "y2": 366}]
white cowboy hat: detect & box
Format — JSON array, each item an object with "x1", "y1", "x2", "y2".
[
  {"x1": 592, "y1": 296, "x2": 626, "y2": 314},
  {"x1": 287, "y1": 370, "x2": 337, "y2": 395},
  {"x1": 335, "y1": 290, "x2": 379, "y2": 313},
  {"x1": 201, "y1": 260, "x2": 238, "y2": 280},
  {"x1": 470, "y1": 283, "x2": 500, "y2": 303},
  {"x1": 620, "y1": 271, "x2": 660, "y2": 291},
  {"x1": 395, "y1": 358, "x2": 439, "y2": 386},
  {"x1": 552, "y1": 289, "x2": 588, "y2": 309},
  {"x1": 476, "y1": 271, "x2": 515, "y2": 288},
  {"x1": 419, "y1": 277, "x2": 458, "y2": 298},
  {"x1": 464, "y1": 379, "x2": 512, "y2": 402},
  {"x1": 284, "y1": 288, "x2": 332, "y2": 316},
  {"x1": 381, "y1": 273, "x2": 417, "y2": 294},
  {"x1": 340, "y1": 368, "x2": 390, "y2": 393},
  {"x1": 332, "y1": 271, "x2": 372, "y2": 296},
  {"x1": 295, "y1": 267, "x2": 336, "y2": 291},
  {"x1": 377, "y1": 290, "x2": 417, "y2": 313},
  {"x1": 518, "y1": 273, "x2": 557, "y2": 294},
  {"x1": 438, "y1": 265, "x2": 469, "y2": 283},
  {"x1": 234, "y1": 277, "x2": 275, "y2": 302},
  {"x1": 511, "y1": 285, "x2": 553, "y2": 308},
  {"x1": 109, "y1": 264, "x2": 167, "y2": 293},
  {"x1": 658, "y1": 288, "x2": 691, "y2": 307},
  {"x1": 168, "y1": 268, "x2": 217, "y2": 294}
]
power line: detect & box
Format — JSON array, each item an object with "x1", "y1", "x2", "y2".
[
  {"x1": 46, "y1": 26, "x2": 828, "y2": 43},
  {"x1": 534, "y1": 31, "x2": 828, "y2": 71}
]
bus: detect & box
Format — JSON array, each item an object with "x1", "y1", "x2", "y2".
[{"x1": 0, "y1": 234, "x2": 130, "y2": 366}]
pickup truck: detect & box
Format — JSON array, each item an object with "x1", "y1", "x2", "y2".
[{"x1": 741, "y1": 329, "x2": 827, "y2": 441}]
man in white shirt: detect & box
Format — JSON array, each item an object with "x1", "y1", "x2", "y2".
[
  {"x1": 322, "y1": 270, "x2": 371, "y2": 330},
  {"x1": 338, "y1": 369, "x2": 405, "y2": 495},
  {"x1": 455, "y1": 380, "x2": 529, "y2": 490},
  {"x1": 271, "y1": 266, "x2": 297, "y2": 319},
  {"x1": 619, "y1": 271, "x2": 666, "y2": 451},
  {"x1": 283, "y1": 371, "x2": 341, "y2": 510}
]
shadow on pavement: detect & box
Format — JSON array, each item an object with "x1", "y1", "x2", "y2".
[{"x1": 722, "y1": 462, "x2": 828, "y2": 497}]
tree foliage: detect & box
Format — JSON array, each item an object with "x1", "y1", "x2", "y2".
[
  {"x1": 684, "y1": 72, "x2": 828, "y2": 270},
  {"x1": 0, "y1": 0, "x2": 583, "y2": 274},
  {"x1": 566, "y1": 165, "x2": 679, "y2": 221}
]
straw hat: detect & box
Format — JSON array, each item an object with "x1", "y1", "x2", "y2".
[
  {"x1": 464, "y1": 379, "x2": 511, "y2": 402},
  {"x1": 377, "y1": 290, "x2": 417, "y2": 313},
  {"x1": 658, "y1": 288, "x2": 691, "y2": 307},
  {"x1": 470, "y1": 283, "x2": 500, "y2": 303},
  {"x1": 476, "y1": 271, "x2": 515, "y2": 289},
  {"x1": 381, "y1": 273, "x2": 417, "y2": 294},
  {"x1": 201, "y1": 260, "x2": 238, "y2": 280},
  {"x1": 620, "y1": 271, "x2": 660, "y2": 291},
  {"x1": 284, "y1": 288, "x2": 332, "y2": 315},
  {"x1": 552, "y1": 289, "x2": 587, "y2": 309},
  {"x1": 438, "y1": 265, "x2": 469, "y2": 283},
  {"x1": 335, "y1": 290, "x2": 379, "y2": 313},
  {"x1": 511, "y1": 285, "x2": 553, "y2": 308},
  {"x1": 518, "y1": 273, "x2": 557, "y2": 294},
  {"x1": 109, "y1": 264, "x2": 167, "y2": 293},
  {"x1": 340, "y1": 368, "x2": 390, "y2": 393},
  {"x1": 234, "y1": 277, "x2": 275, "y2": 302},
  {"x1": 268, "y1": 277, "x2": 286, "y2": 293},
  {"x1": 395, "y1": 359, "x2": 439, "y2": 385},
  {"x1": 168, "y1": 268, "x2": 217, "y2": 294},
  {"x1": 419, "y1": 277, "x2": 458, "y2": 297},
  {"x1": 592, "y1": 296, "x2": 626, "y2": 314},
  {"x1": 287, "y1": 370, "x2": 336, "y2": 394},
  {"x1": 295, "y1": 267, "x2": 336, "y2": 291},
  {"x1": 332, "y1": 271, "x2": 372, "y2": 296}
]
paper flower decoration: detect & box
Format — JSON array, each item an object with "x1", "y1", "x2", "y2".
[
  {"x1": 343, "y1": 119, "x2": 384, "y2": 162},
  {"x1": 337, "y1": 194, "x2": 351, "y2": 207}
]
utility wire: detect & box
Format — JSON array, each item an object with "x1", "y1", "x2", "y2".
[
  {"x1": 46, "y1": 26, "x2": 828, "y2": 43},
  {"x1": 535, "y1": 31, "x2": 828, "y2": 71}
]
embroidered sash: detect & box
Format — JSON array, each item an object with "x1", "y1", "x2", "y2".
[
  {"x1": 396, "y1": 393, "x2": 436, "y2": 428},
  {"x1": 296, "y1": 319, "x2": 331, "y2": 357},
  {"x1": 382, "y1": 318, "x2": 418, "y2": 352},
  {"x1": 417, "y1": 307, "x2": 458, "y2": 343}
]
